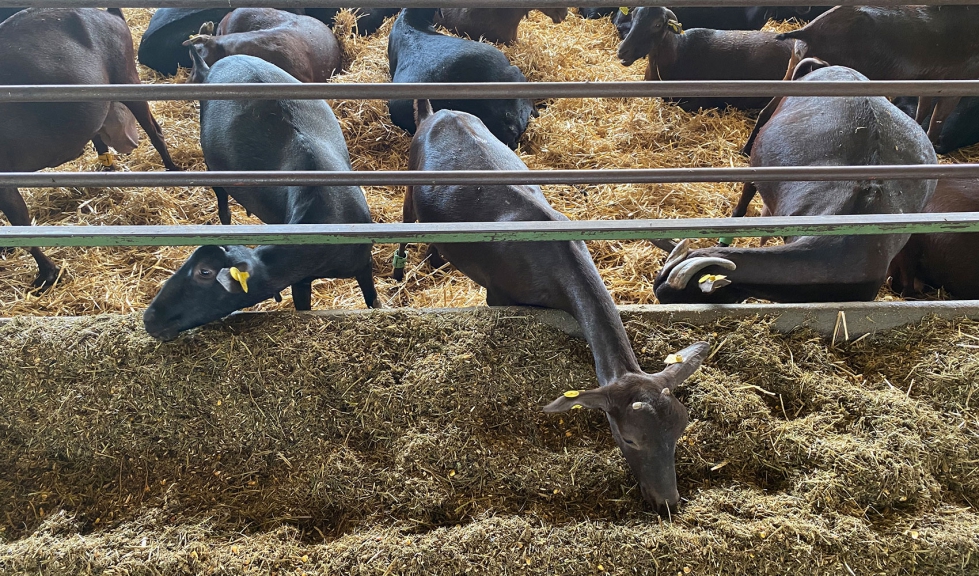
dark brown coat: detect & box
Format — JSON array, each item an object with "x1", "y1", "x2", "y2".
[
  {"x1": 0, "y1": 8, "x2": 177, "y2": 288},
  {"x1": 618, "y1": 7, "x2": 794, "y2": 110},
  {"x1": 888, "y1": 179, "x2": 979, "y2": 299},
  {"x1": 654, "y1": 64, "x2": 938, "y2": 304},
  {"x1": 779, "y1": 6, "x2": 979, "y2": 143},
  {"x1": 184, "y1": 8, "x2": 341, "y2": 83},
  {"x1": 435, "y1": 7, "x2": 568, "y2": 44},
  {"x1": 394, "y1": 100, "x2": 709, "y2": 517}
]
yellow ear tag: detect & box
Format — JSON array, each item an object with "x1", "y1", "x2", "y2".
[
  {"x1": 668, "y1": 20, "x2": 684, "y2": 34},
  {"x1": 571, "y1": 404, "x2": 583, "y2": 410},
  {"x1": 699, "y1": 274, "x2": 727, "y2": 285},
  {"x1": 229, "y1": 267, "x2": 249, "y2": 293},
  {"x1": 665, "y1": 353, "x2": 683, "y2": 365},
  {"x1": 619, "y1": 7, "x2": 629, "y2": 15},
  {"x1": 97, "y1": 152, "x2": 116, "y2": 168},
  {"x1": 563, "y1": 390, "x2": 580, "y2": 398}
]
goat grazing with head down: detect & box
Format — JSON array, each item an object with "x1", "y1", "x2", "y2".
[
  {"x1": 395, "y1": 99, "x2": 709, "y2": 516},
  {"x1": 143, "y1": 55, "x2": 378, "y2": 341},
  {"x1": 654, "y1": 58, "x2": 938, "y2": 304}
]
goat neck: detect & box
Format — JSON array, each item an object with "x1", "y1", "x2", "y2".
[
  {"x1": 564, "y1": 254, "x2": 643, "y2": 385},
  {"x1": 646, "y1": 29, "x2": 682, "y2": 81}
]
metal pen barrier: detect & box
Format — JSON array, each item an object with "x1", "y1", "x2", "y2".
[
  {"x1": 2, "y1": 1, "x2": 978, "y2": 246},
  {"x1": 3, "y1": 213, "x2": 979, "y2": 248}
]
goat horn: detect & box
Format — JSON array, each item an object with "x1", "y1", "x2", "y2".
[
  {"x1": 666, "y1": 257, "x2": 736, "y2": 290},
  {"x1": 182, "y1": 34, "x2": 208, "y2": 46},
  {"x1": 661, "y1": 239, "x2": 691, "y2": 273},
  {"x1": 651, "y1": 239, "x2": 677, "y2": 253}
]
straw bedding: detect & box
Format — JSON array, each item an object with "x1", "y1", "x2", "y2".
[
  {"x1": 1, "y1": 9, "x2": 978, "y2": 575},
  {"x1": 2, "y1": 9, "x2": 973, "y2": 316},
  {"x1": 0, "y1": 310, "x2": 977, "y2": 574}
]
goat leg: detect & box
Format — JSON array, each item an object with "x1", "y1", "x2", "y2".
[
  {"x1": 914, "y1": 96, "x2": 934, "y2": 126},
  {"x1": 731, "y1": 182, "x2": 757, "y2": 218},
  {"x1": 291, "y1": 279, "x2": 313, "y2": 311},
  {"x1": 926, "y1": 96, "x2": 960, "y2": 146},
  {"x1": 392, "y1": 243, "x2": 409, "y2": 281},
  {"x1": 425, "y1": 245, "x2": 446, "y2": 270},
  {"x1": 121, "y1": 100, "x2": 179, "y2": 171},
  {"x1": 213, "y1": 187, "x2": 231, "y2": 225},
  {"x1": 393, "y1": 185, "x2": 416, "y2": 281},
  {"x1": 91, "y1": 135, "x2": 118, "y2": 171},
  {"x1": 0, "y1": 187, "x2": 60, "y2": 289},
  {"x1": 718, "y1": 182, "x2": 760, "y2": 247},
  {"x1": 356, "y1": 264, "x2": 381, "y2": 308}
]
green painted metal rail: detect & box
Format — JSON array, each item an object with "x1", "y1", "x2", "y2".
[{"x1": 2, "y1": 213, "x2": 978, "y2": 247}]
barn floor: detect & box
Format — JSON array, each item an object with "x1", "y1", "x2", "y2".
[{"x1": 1, "y1": 310, "x2": 977, "y2": 574}]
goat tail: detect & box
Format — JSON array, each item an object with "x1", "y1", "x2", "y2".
[{"x1": 414, "y1": 99, "x2": 434, "y2": 126}]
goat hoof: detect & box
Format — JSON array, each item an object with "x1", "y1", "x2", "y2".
[{"x1": 30, "y1": 267, "x2": 61, "y2": 292}]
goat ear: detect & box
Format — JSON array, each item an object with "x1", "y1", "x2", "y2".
[
  {"x1": 182, "y1": 35, "x2": 209, "y2": 46},
  {"x1": 660, "y1": 341, "x2": 710, "y2": 389},
  {"x1": 543, "y1": 387, "x2": 610, "y2": 413},
  {"x1": 216, "y1": 263, "x2": 251, "y2": 294},
  {"x1": 414, "y1": 99, "x2": 433, "y2": 125}
]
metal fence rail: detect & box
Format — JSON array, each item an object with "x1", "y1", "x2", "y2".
[
  {"x1": 5, "y1": 81, "x2": 979, "y2": 102},
  {"x1": 4, "y1": 165, "x2": 979, "y2": 188},
  {"x1": 2, "y1": 1, "x2": 979, "y2": 250},
  {"x1": 4, "y1": 213, "x2": 979, "y2": 247}
]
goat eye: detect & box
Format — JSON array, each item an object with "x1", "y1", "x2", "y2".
[
  {"x1": 623, "y1": 439, "x2": 637, "y2": 447},
  {"x1": 198, "y1": 269, "x2": 212, "y2": 277}
]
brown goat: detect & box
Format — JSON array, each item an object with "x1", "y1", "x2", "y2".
[
  {"x1": 184, "y1": 8, "x2": 341, "y2": 83},
  {"x1": 888, "y1": 179, "x2": 979, "y2": 300},
  {"x1": 654, "y1": 62, "x2": 938, "y2": 304},
  {"x1": 617, "y1": 7, "x2": 795, "y2": 110},
  {"x1": 435, "y1": 7, "x2": 568, "y2": 44},
  {"x1": 0, "y1": 8, "x2": 177, "y2": 288},
  {"x1": 778, "y1": 6, "x2": 979, "y2": 144},
  {"x1": 394, "y1": 99, "x2": 710, "y2": 517}
]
